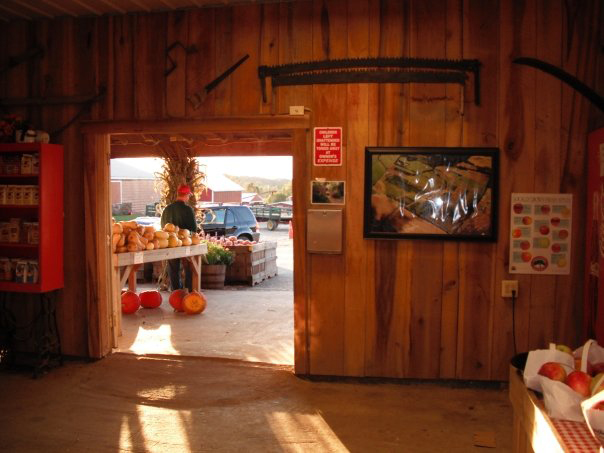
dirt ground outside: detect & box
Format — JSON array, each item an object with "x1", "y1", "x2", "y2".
[{"x1": 115, "y1": 221, "x2": 294, "y2": 365}]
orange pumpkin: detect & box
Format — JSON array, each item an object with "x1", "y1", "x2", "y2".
[
  {"x1": 140, "y1": 290, "x2": 162, "y2": 309},
  {"x1": 169, "y1": 289, "x2": 188, "y2": 312},
  {"x1": 182, "y1": 291, "x2": 207, "y2": 315},
  {"x1": 121, "y1": 290, "x2": 140, "y2": 314}
]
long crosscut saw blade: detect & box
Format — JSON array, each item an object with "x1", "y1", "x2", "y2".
[{"x1": 258, "y1": 57, "x2": 482, "y2": 105}]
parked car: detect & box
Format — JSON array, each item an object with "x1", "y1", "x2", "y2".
[{"x1": 200, "y1": 205, "x2": 261, "y2": 242}]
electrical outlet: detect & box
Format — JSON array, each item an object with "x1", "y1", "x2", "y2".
[
  {"x1": 502, "y1": 280, "x2": 519, "y2": 298},
  {"x1": 289, "y1": 105, "x2": 305, "y2": 115}
]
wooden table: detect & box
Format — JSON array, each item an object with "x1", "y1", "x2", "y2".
[
  {"x1": 509, "y1": 365, "x2": 600, "y2": 452},
  {"x1": 114, "y1": 243, "x2": 208, "y2": 292},
  {"x1": 111, "y1": 244, "x2": 208, "y2": 347}
]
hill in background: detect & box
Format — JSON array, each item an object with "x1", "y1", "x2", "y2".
[{"x1": 225, "y1": 174, "x2": 291, "y2": 202}]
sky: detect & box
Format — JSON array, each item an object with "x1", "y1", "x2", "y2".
[{"x1": 115, "y1": 156, "x2": 292, "y2": 180}]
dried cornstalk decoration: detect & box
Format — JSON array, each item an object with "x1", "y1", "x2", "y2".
[{"x1": 153, "y1": 140, "x2": 207, "y2": 290}]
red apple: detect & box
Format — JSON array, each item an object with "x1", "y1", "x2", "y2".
[
  {"x1": 512, "y1": 228, "x2": 522, "y2": 238},
  {"x1": 541, "y1": 205, "x2": 551, "y2": 214},
  {"x1": 521, "y1": 252, "x2": 532, "y2": 262},
  {"x1": 566, "y1": 370, "x2": 592, "y2": 397},
  {"x1": 552, "y1": 243, "x2": 561, "y2": 253},
  {"x1": 539, "y1": 225, "x2": 550, "y2": 235},
  {"x1": 520, "y1": 240, "x2": 531, "y2": 250},
  {"x1": 140, "y1": 290, "x2": 162, "y2": 309},
  {"x1": 538, "y1": 362, "x2": 567, "y2": 382},
  {"x1": 551, "y1": 217, "x2": 561, "y2": 226},
  {"x1": 522, "y1": 216, "x2": 533, "y2": 225},
  {"x1": 558, "y1": 229, "x2": 569, "y2": 240},
  {"x1": 513, "y1": 203, "x2": 524, "y2": 214},
  {"x1": 121, "y1": 290, "x2": 140, "y2": 314}
]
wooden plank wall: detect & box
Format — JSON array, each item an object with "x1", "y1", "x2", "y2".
[{"x1": 1, "y1": 0, "x2": 602, "y2": 380}]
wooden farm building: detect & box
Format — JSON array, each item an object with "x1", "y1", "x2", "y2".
[{"x1": 1, "y1": 0, "x2": 604, "y2": 450}]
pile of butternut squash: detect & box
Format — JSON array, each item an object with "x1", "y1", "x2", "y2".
[{"x1": 111, "y1": 220, "x2": 201, "y2": 253}]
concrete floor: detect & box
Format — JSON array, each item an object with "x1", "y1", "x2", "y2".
[
  {"x1": 116, "y1": 223, "x2": 294, "y2": 365},
  {"x1": 0, "y1": 225, "x2": 514, "y2": 452},
  {"x1": 0, "y1": 354, "x2": 513, "y2": 452}
]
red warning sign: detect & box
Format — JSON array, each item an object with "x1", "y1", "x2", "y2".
[{"x1": 314, "y1": 127, "x2": 342, "y2": 166}]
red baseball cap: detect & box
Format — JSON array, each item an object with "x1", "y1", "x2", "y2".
[{"x1": 177, "y1": 184, "x2": 191, "y2": 195}]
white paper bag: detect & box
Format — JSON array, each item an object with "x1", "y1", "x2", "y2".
[
  {"x1": 581, "y1": 391, "x2": 604, "y2": 448},
  {"x1": 540, "y1": 376, "x2": 586, "y2": 422}
]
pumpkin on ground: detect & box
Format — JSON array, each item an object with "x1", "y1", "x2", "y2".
[
  {"x1": 169, "y1": 289, "x2": 188, "y2": 312},
  {"x1": 121, "y1": 290, "x2": 140, "y2": 314},
  {"x1": 140, "y1": 290, "x2": 162, "y2": 309},
  {"x1": 182, "y1": 291, "x2": 207, "y2": 315}
]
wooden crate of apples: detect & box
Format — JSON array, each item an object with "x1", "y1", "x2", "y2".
[{"x1": 111, "y1": 219, "x2": 202, "y2": 253}]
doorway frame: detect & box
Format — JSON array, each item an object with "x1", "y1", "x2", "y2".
[{"x1": 81, "y1": 115, "x2": 310, "y2": 374}]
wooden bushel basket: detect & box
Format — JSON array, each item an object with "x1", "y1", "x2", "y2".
[{"x1": 201, "y1": 264, "x2": 226, "y2": 289}]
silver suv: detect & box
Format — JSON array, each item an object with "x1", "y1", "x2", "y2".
[{"x1": 200, "y1": 205, "x2": 260, "y2": 242}]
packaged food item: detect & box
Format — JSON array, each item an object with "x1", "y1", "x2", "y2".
[
  {"x1": 3, "y1": 155, "x2": 20, "y2": 175},
  {"x1": 21, "y1": 185, "x2": 31, "y2": 205},
  {"x1": 0, "y1": 222, "x2": 10, "y2": 242},
  {"x1": 8, "y1": 218, "x2": 21, "y2": 243},
  {"x1": 28, "y1": 222, "x2": 39, "y2": 244},
  {"x1": 6, "y1": 185, "x2": 15, "y2": 205},
  {"x1": 13, "y1": 185, "x2": 23, "y2": 205},
  {"x1": 20, "y1": 154, "x2": 33, "y2": 174},
  {"x1": 14, "y1": 259, "x2": 28, "y2": 283},
  {"x1": 26, "y1": 260, "x2": 38, "y2": 283},
  {"x1": 0, "y1": 257, "x2": 10, "y2": 281},
  {"x1": 31, "y1": 186, "x2": 39, "y2": 205},
  {"x1": 31, "y1": 154, "x2": 39, "y2": 175}
]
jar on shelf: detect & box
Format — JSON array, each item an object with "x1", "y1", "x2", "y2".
[{"x1": 14, "y1": 259, "x2": 28, "y2": 283}]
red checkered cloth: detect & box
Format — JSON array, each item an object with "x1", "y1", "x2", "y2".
[{"x1": 552, "y1": 419, "x2": 601, "y2": 452}]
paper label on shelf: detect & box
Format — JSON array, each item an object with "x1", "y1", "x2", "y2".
[
  {"x1": 185, "y1": 246, "x2": 191, "y2": 256},
  {"x1": 134, "y1": 252, "x2": 143, "y2": 264}
]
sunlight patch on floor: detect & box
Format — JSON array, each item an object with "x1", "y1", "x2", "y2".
[
  {"x1": 266, "y1": 411, "x2": 347, "y2": 451},
  {"x1": 128, "y1": 324, "x2": 178, "y2": 355},
  {"x1": 135, "y1": 397, "x2": 193, "y2": 452}
]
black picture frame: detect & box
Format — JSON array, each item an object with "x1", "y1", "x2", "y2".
[{"x1": 363, "y1": 146, "x2": 499, "y2": 241}]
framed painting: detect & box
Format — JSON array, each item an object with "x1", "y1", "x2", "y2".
[{"x1": 364, "y1": 147, "x2": 498, "y2": 241}]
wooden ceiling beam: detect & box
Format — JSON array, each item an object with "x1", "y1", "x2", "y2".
[
  {"x1": 0, "y1": 3, "x2": 32, "y2": 20},
  {"x1": 39, "y1": 0, "x2": 77, "y2": 17},
  {"x1": 96, "y1": 0, "x2": 127, "y2": 15},
  {"x1": 81, "y1": 114, "x2": 310, "y2": 134},
  {"x1": 110, "y1": 139, "x2": 292, "y2": 158},
  {"x1": 71, "y1": 0, "x2": 103, "y2": 16},
  {"x1": 19, "y1": 1, "x2": 55, "y2": 18}
]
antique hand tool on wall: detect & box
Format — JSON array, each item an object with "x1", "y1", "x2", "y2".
[
  {"x1": 513, "y1": 57, "x2": 604, "y2": 112},
  {"x1": 258, "y1": 57, "x2": 482, "y2": 105},
  {"x1": 187, "y1": 54, "x2": 249, "y2": 110}
]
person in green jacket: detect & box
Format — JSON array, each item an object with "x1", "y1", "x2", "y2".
[{"x1": 160, "y1": 184, "x2": 197, "y2": 291}]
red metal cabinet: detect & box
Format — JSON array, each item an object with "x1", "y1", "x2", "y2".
[
  {"x1": 585, "y1": 128, "x2": 604, "y2": 342},
  {"x1": 0, "y1": 143, "x2": 63, "y2": 292}
]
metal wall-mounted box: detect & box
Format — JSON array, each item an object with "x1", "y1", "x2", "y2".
[{"x1": 307, "y1": 209, "x2": 342, "y2": 254}]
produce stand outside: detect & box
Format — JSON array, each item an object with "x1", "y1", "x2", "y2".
[
  {"x1": 509, "y1": 364, "x2": 600, "y2": 452},
  {"x1": 114, "y1": 243, "x2": 208, "y2": 293}
]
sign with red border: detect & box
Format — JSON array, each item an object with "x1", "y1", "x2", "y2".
[{"x1": 314, "y1": 127, "x2": 342, "y2": 166}]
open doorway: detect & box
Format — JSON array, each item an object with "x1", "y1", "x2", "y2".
[{"x1": 110, "y1": 155, "x2": 294, "y2": 366}]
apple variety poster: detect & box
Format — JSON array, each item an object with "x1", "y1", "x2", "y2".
[{"x1": 509, "y1": 193, "x2": 572, "y2": 275}]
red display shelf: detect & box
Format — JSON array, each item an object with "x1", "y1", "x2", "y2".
[
  {"x1": 0, "y1": 143, "x2": 63, "y2": 293},
  {"x1": 0, "y1": 281, "x2": 42, "y2": 293},
  {"x1": 0, "y1": 242, "x2": 38, "y2": 250}
]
